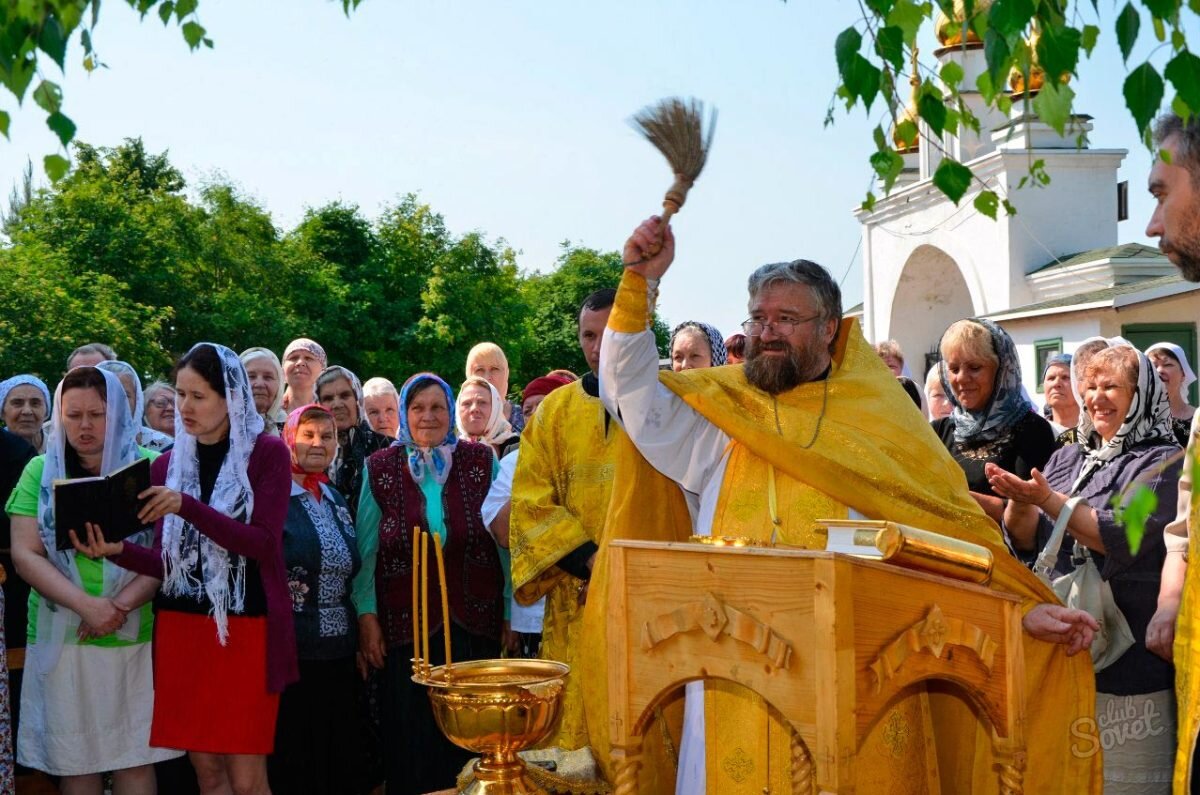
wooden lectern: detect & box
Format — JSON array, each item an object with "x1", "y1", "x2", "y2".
[{"x1": 605, "y1": 540, "x2": 1028, "y2": 794}]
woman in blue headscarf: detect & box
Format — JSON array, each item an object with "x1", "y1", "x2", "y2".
[
  {"x1": 932, "y1": 318, "x2": 1058, "y2": 524},
  {"x1": 353, "y1": 373, "x2": 503, "y2": 795}
]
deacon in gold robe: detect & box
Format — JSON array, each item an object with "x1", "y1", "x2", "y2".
[
  {"x1": 509, "y1": 288, "x2": 620, "y2": 753},
  {"x1": 583, "y1": 216, "x2": 1104, "y2": 793}
]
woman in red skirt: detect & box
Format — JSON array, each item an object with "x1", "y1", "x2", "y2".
[{"x1": 74, "y1": 342, "x2": 297, "y2": 795}]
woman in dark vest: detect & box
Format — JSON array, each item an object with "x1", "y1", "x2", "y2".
[{"x1": 354, "y1": 373, "x2": 502, "y2": 794}]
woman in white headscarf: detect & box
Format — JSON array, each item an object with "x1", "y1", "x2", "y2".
[
  {"x1": 6, "y1": 366, "x2": 182, "y2": 787},
  {"x1": 240, "y1": 347, "x2": 287, "y2": 437},
  {"x1": 281, "y1": 338, "x2": 327, "y2": 413},
  {"x1": 456, "y1": 376, "x2": 519, "y2": 459},
  {"x1": 73, "y1": 343, "x2": 297, "y2": 795},
  {"x1": 1145, "y1": 341, "x2": 1196, "y2": 447},
  {"x1": 96, "y1": 361, "x2": 174, "y2": 453},
  {"x1": 315, "y1": 365, "x2": 390, "y2": 519},
  {"x1": 0, "y1": 375, "x2": 51, "y2": 453}
]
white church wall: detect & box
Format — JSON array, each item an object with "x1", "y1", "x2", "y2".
[{"x1": 997, "y1": 312, "x2": 1104, "y2": 401}]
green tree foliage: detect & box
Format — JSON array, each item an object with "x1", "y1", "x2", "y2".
[
  {"x1": 0, "y1": 139, "x2": 663, "y2": 396},
  {"x1": 519, "y1": 244, "x2": 670, "y2": 381}
]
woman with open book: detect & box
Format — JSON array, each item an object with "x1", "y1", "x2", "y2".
[
  {"x1": 6, "y1": 365, "x2": 182, "y2": 791},
  {"x1": 72, "y1": 343, "x2": 297, "y2": 795}
]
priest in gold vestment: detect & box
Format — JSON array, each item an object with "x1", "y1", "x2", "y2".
[
  {"x1": 510, "y1": 289, "x2": 621, "y2": 753},
  {"x1": 580, "y1": 216, "x2": 1103, "y2": 793}
]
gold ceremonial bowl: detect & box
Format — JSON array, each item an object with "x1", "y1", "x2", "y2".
[{"x1": 418, "y1": 658, "x2": 569, "y2": 794}]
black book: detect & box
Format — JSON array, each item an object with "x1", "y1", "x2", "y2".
[{"x1": 52, "y1": 457, "x2": 152, "y2": 552}]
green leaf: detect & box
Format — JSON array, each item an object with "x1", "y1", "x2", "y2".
[
  {"x1": 941, "y1": 60, "x2": 965, "y2": 88},
  {"x1": 933, "y1": 158, "x2": 973, "y2": 204},
  {"x1": 176, "y1": 0, "x2": 199, "y2": 17},
  {"x1": 182, "y1": 21, "x2": 206, "y2": 50},
  {"x1": 158, "y1": 1, "x2": 175, "y2": 25},
  {"x1": 1032, "y1": 80, "x2": 1075, "y2": 135},
  {"x1": 37, "y1": 15, "x2": 68, "y2": 68},
  {"x1": 1124, "y1": 61, "x2": 1166, "y2": 137},
  {"x1": 862, "y1": 191, "x2": 877, "y2": 212},
  {"x1": 1036, "y1": 23, "x2": 1081, "y2": 81},
  {"x1": 1081, "y1": 24, "x2": 1100, "y2": 57},
  {"x1": 45, "y1": 111, "x2": 76, "y2": 146},
  {"x1": 835, "y1": 26, "x2": 862, "y2": 75},
  {"x1": 32, "y1": 80, "x2": 62, "y2": 114},
  {"x1": 988, "y1": 0, "x2": 1036, "y2": 40},
  {"x1": 43, "y1": 153, "x2": 69, "y2": 182},
  {"x1": 886, "y1": 0, "x2": 929, "y2": 43},
  {"x1": 874, "y1": 26, "x2": 905, "y2": 73},
  {"x1": 81, "y1": 28, "x2": 93, "y2": 54},
  {"x1": 1165, "y1": 52, "x2": 1200, "y2": 118},
  {"x1": 1116, "y1": 3, "x2": 1140, "y2": 63},
  {"x1": 1173, "y1": 94, "x2": 1193, "y2": 123},
  {"x1": 976, "y1": 70, "x2": 998, "y2": 104},
  {"x1": 895, "y1": 119, "x2": 919, "y2": 147},
  {"x1": 1152, "y1": 15, "x2": 1166, "y2": 43},
  {"x1": 871, "y1": 148, "x2": 905, "y2": 191},
  {"x1": 7, "y1": 54, "x2": 37, "y2": 103},
  {"x1": 984, "y1": 28, "x2": 1012, "y2": 88},
  {"x1": 974, "y1": 190, "x2": 1000, "y2": 219},
  {"x1": 865, "y1": 0, "x2": 895, "y2": 14},
  {"x1": 843, "y1": 55, "x2": 883, "y2": 110},
  {"x1": 1143, "y1": 0, "x2": 1178, "y2": 19},
  {"x1": 1002, "y1": 198, "x2": 1018, "y2": 216},
  {"x1": 1112, "y1": 485, "x2": 1158, "y2": 556},
  {"x1": 1174, "y1": 29, "x2": 1187, "y2": 51},
  {"x1": 919, "y1": 84, "x2": 948, "y2": 136},
  {"x1": 0, "y1": 110, "x2": 9, "y2": 139}
]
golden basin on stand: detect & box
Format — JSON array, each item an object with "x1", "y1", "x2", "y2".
[{"x1": 418, "y1": 658, "x2": 570, "y2": 795}]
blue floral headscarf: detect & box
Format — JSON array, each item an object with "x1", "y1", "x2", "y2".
[
  {"x1": 395, "y1": 373, "x2": 458, "y2": 485},
  {"x1": 669, "y1": 321, "x2": 728, "y2": 367},
  {"x1": 939, "y1": 318, "x2": 1034, "y2": 445},
  {"x1": 0, "y1": 374, "x2": 51, "y2": 416}
]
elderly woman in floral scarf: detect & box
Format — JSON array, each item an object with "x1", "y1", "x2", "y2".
[
  {"x1": 988, "y1": 343, "x2": 1181, "y2": 794},
  {"x1": 267, "y1": 403, "x2": 367, "y2": 795},
  {"x1": 932, "y1": 317, "x2": 1058, "y2": 524},
  {"x1": 353, "y1": 373, "x2": 503, "y2": 795}
]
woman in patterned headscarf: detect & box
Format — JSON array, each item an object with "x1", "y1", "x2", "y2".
[
  {"x1": 354, "y1": 373, "x2": 503, "y2": 794},
  {"x1": 989, "y1": 343, "x2": 1181, "y2": 793},
  {"x1": 932, "y1": 318, "x2": 1058, "y2": 524},
  {"x1": 267, "y1": 403, "x2": 366, "y2": 795},
  {"x1": 1145, "y1": 341, "x2": 1197, "y2": 447},
  {"x1": 74, "y1": 343, "x2": 297, "y2": 795},
  {"x1": 669, "y1": 321, "x2": 728, "y2": 372}
]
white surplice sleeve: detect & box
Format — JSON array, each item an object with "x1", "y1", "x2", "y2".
[{"x1": 599, "y1": 325, "x2": 729, "y2": 499}]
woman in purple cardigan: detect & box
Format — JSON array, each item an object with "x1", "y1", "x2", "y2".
[{"x1": 74, "y1": 343, "x2": 297, "y2": 795}]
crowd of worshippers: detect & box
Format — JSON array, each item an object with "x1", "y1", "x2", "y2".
[
  {"x1": 0, "y1": 112, "x2": 1197, "y2": 795},
  {"x1": 0, "y1": 306, "x2": 1191, "y2": 795}
]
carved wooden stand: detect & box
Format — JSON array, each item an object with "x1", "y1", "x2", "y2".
[{"x1": 605, "y1": 540, "x2": 1027, "y2": 794}]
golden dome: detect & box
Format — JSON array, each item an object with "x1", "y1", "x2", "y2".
[
  {"x1": 935, "y1": 0, "x2": 993, "y2": 46},
  {"x1": 1008, "y1": 23, "x2": 1071, "y2": 95},
  {"x1": 893, "y1": 49, "x2": 921, "y2": 153}
]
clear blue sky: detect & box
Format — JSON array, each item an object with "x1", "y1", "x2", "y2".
[{"x1": 0, "y1": 1, "x2": 1189, "y2": 338}]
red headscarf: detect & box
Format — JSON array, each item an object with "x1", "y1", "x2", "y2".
[
  {"x1": 283, "y1": 403, "x2": 335, "y2": 502},
  {"x1": 522, "y1": 374, "x2": 573, "y2": 403}
]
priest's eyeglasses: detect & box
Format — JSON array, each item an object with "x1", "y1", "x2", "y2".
[{"x1": 741, "y1": 315, "x2": 820, "y2": 337}]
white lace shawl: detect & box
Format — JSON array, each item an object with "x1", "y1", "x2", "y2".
[
  {"x1": 160, "y1": 343, "x2": 264, "y2": 644},
  {"x1": 32, "y1": 367, "x2": 144, "y2": 675}
]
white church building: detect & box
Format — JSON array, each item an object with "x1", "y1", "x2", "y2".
[{"x1": 853, "y1": 25, "x2": 1200, "y2": 405}]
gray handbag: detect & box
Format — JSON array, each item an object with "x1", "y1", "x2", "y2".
[{"x1": 1032, "y1": 496, "x2": 1135, "y2": 671}]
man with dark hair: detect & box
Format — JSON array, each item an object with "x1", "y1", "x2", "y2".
[
  {"x1": 1148, "y1": 112, "x2": 1200, "y2": 280},
  {"x1": 508, "y1": 285, "x2": 620, "y2": 753},
  {"x1": 583, "y1": 216, "x2": 1102, "y2": 792}
]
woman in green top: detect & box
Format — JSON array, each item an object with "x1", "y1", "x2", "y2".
[{"x1": 6, "y1": 366, "x2": 182, "y2": 792}]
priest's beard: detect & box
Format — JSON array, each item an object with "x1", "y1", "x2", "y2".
[
  {"x1": 744, "y1": 337, "x2": 827, "y2": 394},
  {"x1": 1163, "y1": 215, "x2": 1200, "y2": 281}
]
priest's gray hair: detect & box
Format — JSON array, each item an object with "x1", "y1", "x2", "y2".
[
  {"x1": 1154, "y1": 112, "x2": 1200, "y2": 184},
  {"x1": 747, "y1": 259, "x2": 843, "y2": 325}
]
